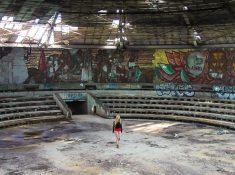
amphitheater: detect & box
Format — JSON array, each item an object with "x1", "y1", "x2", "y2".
[{"x1": 0, "y1": 0, "x2": 235, "y2": 175}]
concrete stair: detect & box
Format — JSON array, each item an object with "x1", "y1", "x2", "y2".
[
  {"x1": 0, "y1": 95, "x2": 65, "y2": 128},
  {"x1": 96, "y1": 95, "x2": 235, "y2": 130}
]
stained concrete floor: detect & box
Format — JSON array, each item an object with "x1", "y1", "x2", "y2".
[{"x1": 0, "y1": 115, "x2": 234, "y2": 175}]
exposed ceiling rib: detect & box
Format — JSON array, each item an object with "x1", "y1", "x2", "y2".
[{"x1": 0, "y1": 0, "x2": 234, "y2": 48}]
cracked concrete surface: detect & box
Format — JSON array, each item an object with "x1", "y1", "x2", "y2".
[{"x1": 0, "y1": 115, "x2": 234, "y2": 175}]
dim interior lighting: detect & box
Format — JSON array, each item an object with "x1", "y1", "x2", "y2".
[
  {"x1": 183, "y1": 6, "x2": 188, "y2": 11},
  {"x1": 13, "y1": 23, "x2": 22, "y2": 30},
  {"x1": 55, "y1": 13, "x2": 62, "y2": 24},
  {"x1": 112, "y1": 19, "x2": 120, "y2": 28},
  {"x1": 114, "y1": 35, "x2": 129, "y2": 49},
  {"x1": 27, "y1": 26, "x2": 39, "y2": 38},
  {"x1": 13, "y1": 13, "x2": 78, "y2": 45},
  {"x1": 193, "y1": 29, "x2": 201, "y2": 41},
  {"x1": 114, "y1": 37, "x2": 120, "y2": 43},
  {"x1": 122, "y1": 36, "x2": 128, "y2": 41},
  {"x1": 35, "y1": 18, "x2": 40, "y2": 24},
  {"x1": 62, "y1": 25, "x2": 70, "y2": 34},
  {"x1": 0, "y1": 15, "x2": 23, "y2": 30},
  {"x1": 2, "y1": 16, "x2": 14, "y2": 21},
  {"x1": 106, "y1": 39, "x2": 114, "y2": 45},
  {"x1": 98, "y1": 10, "x2": 108, "y2": 14},
  {"x1": 148, "y1": 0, "x2": 166, "y2": 8},
  {"x1": 114, "y1": 36, "x2": 128, "y2": 43},
  {"x1": 125, "y1": 22, "x2": 131, "y2": 27}
]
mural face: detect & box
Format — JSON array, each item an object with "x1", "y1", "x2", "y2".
[
  {"x1": 153, "y1": 49, "x2": 234, "y2": 85},
  {"x1": 153, "y1": 49, "x2": 209, "y2": 83},
  {"x1": 186, "y1": 52, "x2": 206, "y2": 77}
]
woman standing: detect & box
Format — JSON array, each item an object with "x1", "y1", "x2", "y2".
[{"x1": 113, "y1": 115, "x2": 122, "y2": 148}]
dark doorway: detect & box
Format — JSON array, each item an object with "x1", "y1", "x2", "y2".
[{"x1": 66, "y1": 101, "x2": 87, "y2": 115}]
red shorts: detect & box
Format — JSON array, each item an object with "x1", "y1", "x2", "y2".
[{"x1": 115, "y1": 128, "x2": 122, "y2": 132}]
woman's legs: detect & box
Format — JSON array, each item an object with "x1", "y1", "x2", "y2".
[
  {"x1": 117, "y1": 131, "x2": 121, "y2": 141},
  {"x1": 115, "y1": 131, "x2": 121, "y2": 148},
  {"x1": 115, "y1": 131, "x2": 119, "y2": 147}
]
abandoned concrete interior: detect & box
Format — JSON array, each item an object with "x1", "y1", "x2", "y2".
[{"x1": 0, "y1": 0, "x2": 235, "y2": 175}]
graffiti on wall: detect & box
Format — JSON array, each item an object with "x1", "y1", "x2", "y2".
[
  {"x1": 156, "y1": 83, "x2": 195, "y2": 97},
  {"x1": 59, "y1": 92, "x2": 87, "y2": 102},
  {"x1": 213, "y1": 86, "x2": 235, "y2": 100}
]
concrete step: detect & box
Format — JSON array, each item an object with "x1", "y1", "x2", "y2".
[
  {"x1": 0, "y1": 110, "x2": 62, "y2": 121},
  {"x1": 109, "y1": 108, "x2": 235, "y2": 122},
  {"x1": 109, "y1": 113, "x2": 235, "y2": 130},
  {"x1": 97, "y1": 95, "x2": 235, "y2": 104},
  {"x1": 0, "y1": 105, "x2": 59, "y2": 114},
  {"x1": 101, "y1": 99, "x2": 235, "y2": 109},
  {"x1": 0, "y1": 100, "x2": 56, "y2": 108},
  {"x1": 0, "y1": 115, "x2": 66, "y2": 128},
  {"x1": 105, "y1": 103, "x2": 235, "y2": 115},
  {"x1": 0, "y1": 96, "x2": 53, "y2": 103},
  {"x1": 0, "y1": 95, "x2": 22, "y2": 100}
]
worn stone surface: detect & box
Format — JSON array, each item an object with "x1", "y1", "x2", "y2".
[{"x1": 0, "y1": 115, "x2": 234, "y2": 175}]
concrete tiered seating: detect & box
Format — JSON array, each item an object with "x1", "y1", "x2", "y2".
[
  {"x1": 0, "y1": 95, "x2": 65, "y2": 128},
  {"x1": 96, "y1": 95, "x2": 235, "y2": 130}
]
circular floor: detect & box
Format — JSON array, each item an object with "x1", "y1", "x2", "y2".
[{"x1": 0, "y1": 115, "x2": 234, "y2": 175}]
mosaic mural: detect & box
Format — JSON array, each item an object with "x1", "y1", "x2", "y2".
[
  {"x1": 153, "y1": 49, "x2": 235, "y2": 85},
  {"x1": 24, "y1": 48, "x2": 153, "y2": 84},
  {"x1": 0, "y1": 48, "x2": 234, "y2": 86}
]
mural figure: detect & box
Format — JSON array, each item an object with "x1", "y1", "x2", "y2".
[
  {"x1": 208, "y1": 51, "x2": 226, "y2": 80},
  {"x1": 126, "y1": 51, "x2": 142, "y2": 83},
  {"x1": 81, "y1": 49, "x2": 93, "y2": 82},
  {"x1": 46, "y1": 54, "x2": 60, "y2": 81},
  {"x1": 71, "y1": 49, "x2": 83, "y2": 76},
  {"x1": 1, "y1": 48, "x2": 234, "y2": 87},
  {"x1": 109, "y1": 58, "x2": 120, "y2": 82},
  {"x1": 226, "y1": 51, "x2": 235, "y2": 85},
  {"x1": 187, "y1": 52, "x2": 206, "y2": 77},
  {"x1": 94, "y1": 50, "x2": 110, "y2": 83},
  {"x1": 128, "y1": 65, "x2": 142, "y2": 83},
  {"x1": 153, "y1": 49, "x2": 210, "y2": 84},
  {"x1": 109, "y1": 51, "x2": 126, "y2": 83}
]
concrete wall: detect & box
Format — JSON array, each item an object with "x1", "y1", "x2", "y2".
[{"x1": 0, "y1": 48, "x2": 28, "y2": 84}]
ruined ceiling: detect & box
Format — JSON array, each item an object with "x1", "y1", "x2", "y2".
[{"x1": 0, "y1": 0, "x2": 234, "y2": 48}]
